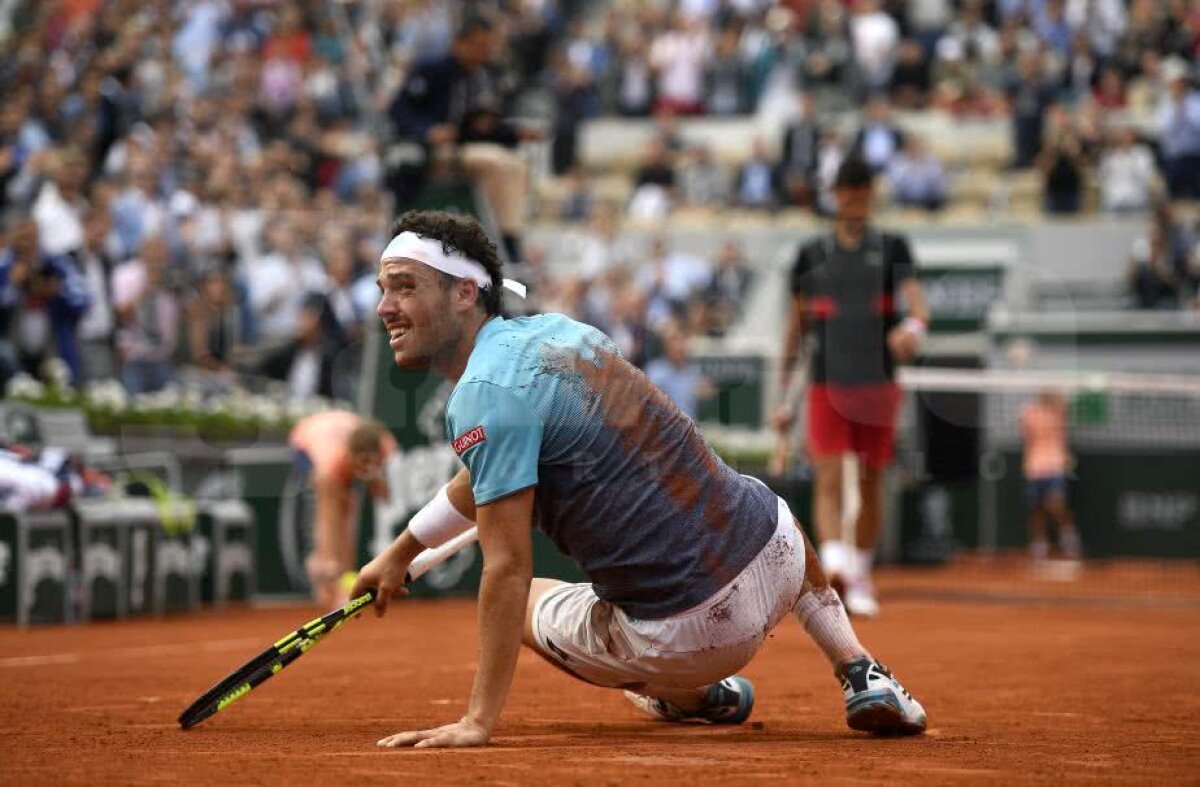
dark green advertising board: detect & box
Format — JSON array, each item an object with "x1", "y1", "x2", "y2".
[
  {"x1": 226, "y1": 448, "x2": 297, "y2": 596},
  {"x1": 0, "y1": 511, "x2": 71, "y2": 625},
  {"x1": 991, "y1": 448, "x2": 1200, "y2": 558},
  {"x1": 919, "y1": 265, "x2": 1006, "y2": 333},
  {"x1": 696, "y1": 355, "x2": 764, "y2": 428}
]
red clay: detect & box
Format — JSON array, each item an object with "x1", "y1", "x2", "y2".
[{"x1": 2, "y1": 562, "x2": 1198, "y2": 785}]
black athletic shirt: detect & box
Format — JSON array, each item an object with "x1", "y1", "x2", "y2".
[{"x1": 789, "y1": 230, "x2": 917, "y2": 386}]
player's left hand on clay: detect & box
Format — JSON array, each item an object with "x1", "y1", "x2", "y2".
[
  {"x1": 377, "y1": 717, "x2": 491, "y2": 749},
  {"x1": 887, "y1": 324, "x2": 921, "y2": 364}
]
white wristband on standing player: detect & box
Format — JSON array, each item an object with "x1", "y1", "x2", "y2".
[
  {"x1": 902, "y1": 316, "x2": 928, "y2": 340},
  {"x1": 407, "y1": 483, "x2": 475, "y2": 549}
]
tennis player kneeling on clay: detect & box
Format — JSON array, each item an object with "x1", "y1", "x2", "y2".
[{"x1": 349, "y1": 209, "x2": 928, "y2": 748}]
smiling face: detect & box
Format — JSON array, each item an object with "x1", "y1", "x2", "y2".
[{"x1": 376, "y1": 259, "x2": 477, "y2": 371}]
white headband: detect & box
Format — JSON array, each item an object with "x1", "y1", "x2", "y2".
[{"x1": 380, "y1": 231, "x2": 526, "y2": 298}]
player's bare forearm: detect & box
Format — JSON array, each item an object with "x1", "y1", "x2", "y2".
[
  {"x1": 465, "y1": 488, "x2": 535, "y2": 736},
  {"x1": 779, "y1": 293, "x2": 808, "y2": 395},
  {"x1": 774, "y1": 294, "x2": 808, "y2": 439},
  {"x1": 375, "y1": 488, "x2": 534, "y2": 750},
  {"x1": 312, "y1": 477, "x2": 348, "y2": 567},
  {"x1": 352, "y1": 528, "x2": 425, "y2": 616},
  {"x1": 306, "y1": 480, "x2": 355, "y2": 605},
  {"x1": 466, "y1": 544, "x2": 532, "y2": 735},
  {"x1": 900, "y1": 278, "x2": 930, "y2": 324},
  {"x1": 394, "y1": 527, "x2": 426, "y2": 558},
  {"x1": 888, "y1": 277, "x2": 931, "y2": 365}
]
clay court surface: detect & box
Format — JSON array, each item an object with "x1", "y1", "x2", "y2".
[{"x1": 2, "y1": 559, "x2": 1198, "y2": 786}]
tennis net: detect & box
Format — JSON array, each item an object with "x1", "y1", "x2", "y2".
[{"x1": 882, "y1": 365, "x2": 1200, "y2": 603}]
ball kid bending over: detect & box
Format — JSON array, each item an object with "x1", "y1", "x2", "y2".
[{"x1": 290, "y1": 411, "x2": 397, "y2": 607}]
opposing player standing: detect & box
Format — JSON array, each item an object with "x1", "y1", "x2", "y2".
[
  {"x1": 773, "y1": 157, "x2": 930, "y2": 618},
  {"x1": 350, "y1": 210, "x2": 926, "y2": 749}
]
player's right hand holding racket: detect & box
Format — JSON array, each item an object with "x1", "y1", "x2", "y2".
[
  {"x1": 351, "y1": 533, "x2": 420, "y2": 617},
  {"x1": 351, "y1": 527, "x2": 481, "y2": 617}
]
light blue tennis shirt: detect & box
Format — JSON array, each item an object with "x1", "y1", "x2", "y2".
[{"x1": 445, "y1": 313, "x2": 777, "y2": 620}]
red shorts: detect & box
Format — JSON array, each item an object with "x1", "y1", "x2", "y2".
[
  {"x1": 653, "y1": 98, "x2": 705, "y2": 116},
  {"x1": 806, "y1": 383, "x2": 903, "y2": 469}
]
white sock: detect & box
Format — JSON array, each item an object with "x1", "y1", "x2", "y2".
[
  {"x1": 793, "y1": 586, "x2": 868, "y2": 668},
  {"x1": 819, "y1": 540, "x2": 851, "y2": 578}
]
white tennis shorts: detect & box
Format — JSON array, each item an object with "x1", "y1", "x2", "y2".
[{"x1": 531, "y1": 496, "x2": 805, "y2": 692}]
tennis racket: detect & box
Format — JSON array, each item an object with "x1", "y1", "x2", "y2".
[
  {"x1": 177, "y1": 590, "x2": 376, "y2": 729},
  {"x1": 177, "y1": 528, "x2": 481, "y2": 730}
]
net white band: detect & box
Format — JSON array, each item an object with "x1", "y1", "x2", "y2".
[{"x1": 380, "y1": 231, "x2": 526, "y2": 298}]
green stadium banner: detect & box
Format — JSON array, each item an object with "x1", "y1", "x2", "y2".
[
  {"x1": 155, "y1": 523, "x2": 197, "y2": 615},
  {"x1": 225, "y1": 446, "x2": 302, "y2": 597},
  {"x1": 0, "y1": 511, "x2": 71, "y2": 625},
  {"x1": 77, "y1": 502, "x2": 127, "y2": 619},
  {"x1": 195, "y1": 501, "x2": 256, "y2": 608},
  {"x1": 696, "y1": 355, "x2": 765, "y2": 428},
  {"x1": 127, "y1": 514, "x2": 153, "y2": 615},
  {"x1": 993, "y1": 448, "x2": 1200, "y2": 558},
  {"x1": 899, "y1": 481, "x2": 981, "y2": 564},
  {"x1": 918, "y1": 265, "x2": 1006, "y2": 334},
  {"x1": 990, "y1": 325, "x2": 1200, "y2": 348},
  {"x1": 760, "y1": 475, "x2": 814, "y2": 543},
  {"x1": 75, "y1": 498, "x2": 198, "y2": 617}
]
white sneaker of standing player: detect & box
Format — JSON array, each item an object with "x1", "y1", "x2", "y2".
[
  {"x1": 839, "y1": 658, "x2": 927, "y2": 735},
  {"x1": 843, "y1": 575, "x2": 880, "y2": 618},
  {"x1": 624, "y1": 676, "x2": 756, "y2": 724}
]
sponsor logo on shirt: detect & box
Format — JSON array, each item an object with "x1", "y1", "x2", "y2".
[{"x1": 452, "y1": 426, "x2": 487, "y2": 456}]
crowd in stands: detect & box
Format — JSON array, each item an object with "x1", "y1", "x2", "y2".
[
  {"x1": 0, "y1": 0, "x2": 748, "y2": 409},
  {"x1": 0, "y1": 0, "x2": 404, "y2": 401},
  {"x1": 545, "y1": 0, "x2": 1199, "y2": 216},
  {"x1": 521, "y1": 194, "x2": 754, "y2": 418},
  {"x1": 1128, "y1": 200, "x2": 1200, "y2": 310},
  {"x1": 0, "y1": 0, "x2": 1198, "y2": 407}
]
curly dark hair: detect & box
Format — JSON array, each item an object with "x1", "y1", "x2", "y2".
[
  {"x1": 834, "y1": 155, "x2": 874, "y2": 189},
  {"x1": 389, "y1": 210, "x2": 504, "y2": 316}
]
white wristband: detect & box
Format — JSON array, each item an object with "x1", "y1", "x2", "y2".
[
  {"x1": 407, "y1": 483, "x2": 475, "y2": 549},
  {"x1": 902, "y1": 316, "x2": 928, "y2": 340}
]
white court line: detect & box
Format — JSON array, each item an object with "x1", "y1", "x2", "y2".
[
  {"x1": 0, "y1": 653, "x2": 82, "y2": 668},
  {"x1": 0, "y1": 637, "x2": 261, "y2": 669}
]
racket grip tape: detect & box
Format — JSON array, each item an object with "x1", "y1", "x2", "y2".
[{"x1": 403, "y1": 527, "x2": 479, "y2": 583}]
